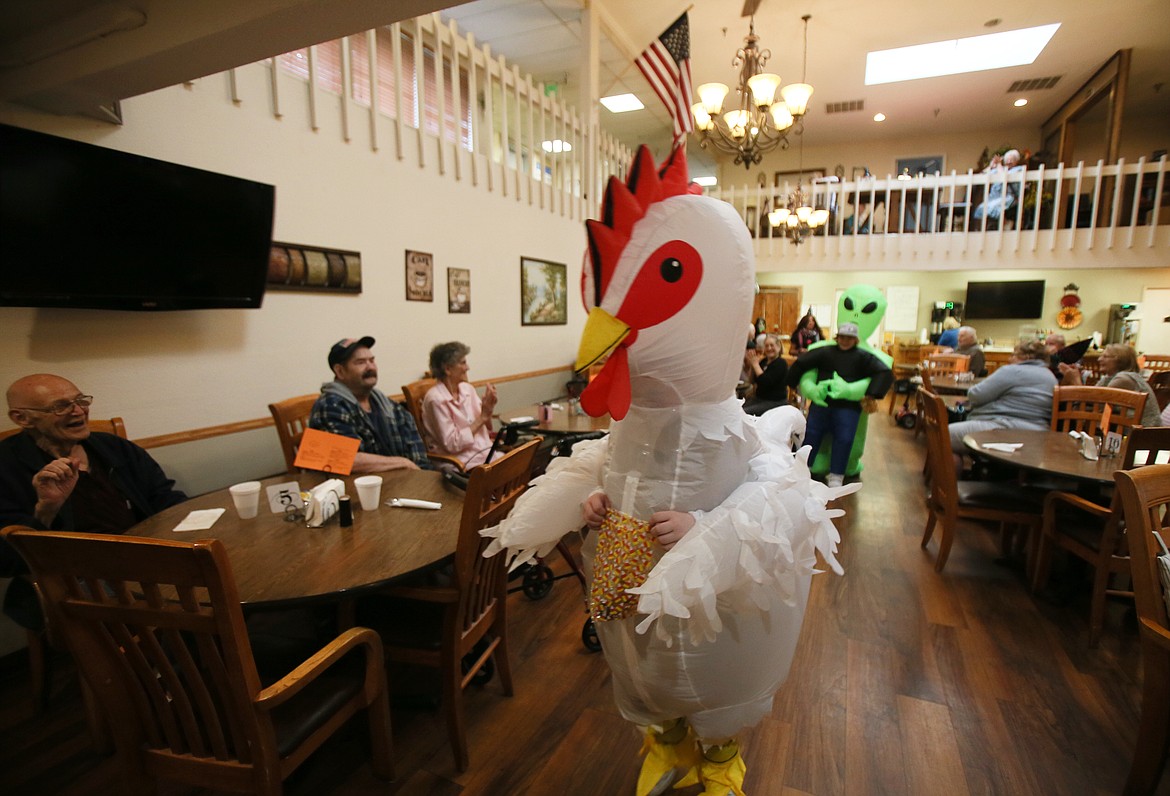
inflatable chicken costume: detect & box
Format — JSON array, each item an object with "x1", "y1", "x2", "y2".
[{"x1": 482, "y1": 146, "x2": 849, "y2": 795}]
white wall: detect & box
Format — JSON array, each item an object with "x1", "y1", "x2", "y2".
[{"x1": 0, "y1": 64, "x2": 588, "y2": 440}]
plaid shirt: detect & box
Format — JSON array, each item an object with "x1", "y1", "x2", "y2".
[{"x1": 309, "y1": 389, "x2": 431, "y2": 469}]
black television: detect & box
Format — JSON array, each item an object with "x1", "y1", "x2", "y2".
[
  {"x1": 0, "y1": 124, "x2": 275, "y2": 311},
  {"x1": 964, "y1": 279, "x2": 1046, "y2": 320}
]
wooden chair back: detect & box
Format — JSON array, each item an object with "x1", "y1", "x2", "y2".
[
  {"x1": 0, "y1": 528, "x2": 393, "y2": 793},
  {"x1": 1078, "y1": 354, "x2": 1103, "y2": 386},
  {"x1": 1050, "y1": 386, "x2": 1148, "y2": 438},
  {"x1": 924, "y1": 353, "x2": 970, "y2": 377},
  {"x1": 920, "y1": 390, "x2": 959, "y2": 526},
  {"x1": 1112, "y1": 464, "x2": 1170, "y2": 796},
  {"x1": 0, "y1": 417, "x2": 127, "y2": 442},
  {"x1": 267, "y1": 394, "x2": 318, "y2": 473},
  {"x1": 1140, "y1": 353, "x2": 1170, "y2": 374},
  {"x1": 400, "y1": 379, "x2": 466, "y2": 472},
  {"x1": 1123, "y1": 426, "x2": 1170, "y2": 470}
]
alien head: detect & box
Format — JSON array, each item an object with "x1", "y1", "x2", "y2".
[{"x1": 836, "y1": 285, "x2": 887, "y2": 342}]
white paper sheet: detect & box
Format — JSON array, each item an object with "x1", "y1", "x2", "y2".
[{"x1": 173, "y1": 508, "x2": 225, "y2": 532}]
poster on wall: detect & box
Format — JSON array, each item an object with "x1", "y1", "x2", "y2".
[
  {"x1": 520, "y1": 257, "x2": 567, "y2": 326},
  {"x1": 448, "y1": 268, "x2": 470, "y2": 313},
  {"x1": 405, "y1": 250, "x2": 433, "y2": 302}
]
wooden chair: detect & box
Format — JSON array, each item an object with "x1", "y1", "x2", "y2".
[
  {"x1": 913, "y1": 368, "x2": 936, "y2": 439},
  {"x1": 363, "y1": 438, "x2": 539, "y2": 771},
  {"x1": 923, "y1": 353, "x2": 970, "y2": 377},
  {"x1": 1051, "y1": 385, "x2": 1148, "y2": 439},
  {"x1": 1032, "y1": 427, "x2": 1170, "y2": 647},
  {"x1": 1113, "y1": 464, "x2": 1170, "y2": 796},
  {"x1": 1, "y1": 417, "x2": 127, "y2": 713},
  {"x1": 919, "y1": 390, "x2": 1044, "y2": 572},
  {"x1": 1140, "y1": 354, "x2": 1170, "y2": 375},
  {"x1": 0, "y1": 528, "x2": 393, "y2": 795},
  {"x1": 1079, "y1": 354, "x2": 1103, "y2": 386},
  {"x1": 400, "y1": 379, "x2": 467, "y2": 472},
  {"x1": 267, "y1": 394, "x2": 317, "y2": 473}
]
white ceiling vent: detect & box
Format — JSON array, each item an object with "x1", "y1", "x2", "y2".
[
  {"x1": 1007, "y1": 76, "x2": 1062, "y2": 92},
  {"x1": 825, "y1": 99, "x2": 865, "y2": 114}
]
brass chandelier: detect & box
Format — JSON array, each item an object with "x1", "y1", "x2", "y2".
[
  {"x1": 691, "y1": 14, "x2": 815, "y2": 169},
  {"x1": 769, "y1": 184, "x2": 829, "y2": 245}
]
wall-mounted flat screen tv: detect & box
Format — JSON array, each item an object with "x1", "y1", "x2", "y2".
[
  {"x1": 964, "y1": 280, "x2": 1046, "y2": 320},
  {"x1": 0, "y1": 123, "x2": 275, "y2": 311}
]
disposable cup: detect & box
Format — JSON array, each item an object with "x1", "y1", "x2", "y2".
[
  {"x1": 228, "y1": 481, "x2": 262, "y2": 519},
  {"x1": 353, "y1": 475, "x2": 383, "y2": 511}
]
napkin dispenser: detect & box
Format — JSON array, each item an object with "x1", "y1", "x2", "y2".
[{"x1": 305, "y1": 479, "x2": 345, "y2": 527}]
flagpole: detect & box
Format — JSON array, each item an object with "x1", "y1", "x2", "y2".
[{"x1": 602, "y1": 4, "x2": 694, "y2": 96}]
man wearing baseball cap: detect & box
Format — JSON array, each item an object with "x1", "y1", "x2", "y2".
[
  {"x1": 785, "y1": 322, "x2": 892, "y2": 489},
  {"x1": 308, "y1": 337, "x2": 431, "y2": 472}
]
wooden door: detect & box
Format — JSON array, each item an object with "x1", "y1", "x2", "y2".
[{"x1": 753, "y1": 286, "x2": 802, "y2": 338}]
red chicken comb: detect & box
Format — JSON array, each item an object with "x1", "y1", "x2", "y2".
[{"x1": 583, "y1": 145, "x2": 689, "y2": 308}]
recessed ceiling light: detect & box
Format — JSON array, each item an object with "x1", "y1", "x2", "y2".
[
  {"x1": 541, "y1": 139, "x2": 572, "y2": 153},
  {"x1": 873, "y1": 112, "x2": 886, "y2": 122},
  {"x1": 600, "y1": 93, "x2": 644, "y2": 113},
  {"x1": 1014, "y1": 98, "x2": 1028, "y2": 107},
  {"x1": 865, "y1": 23, "x2": 1061, "y2": 85},
  {"x1": 693, "y1": 176, "x2": 717, "y2": 187}
]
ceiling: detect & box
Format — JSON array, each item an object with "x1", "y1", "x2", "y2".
[{"x1": 3, "y1": 0, "x2": 1168, "y2": 170}]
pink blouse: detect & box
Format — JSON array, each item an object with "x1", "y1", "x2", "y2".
[{"x1": 421, "y1": 381, "x2": 493, "y2": 468}]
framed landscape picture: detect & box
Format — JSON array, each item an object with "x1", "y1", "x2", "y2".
[
  {"x1": 895, "y1": 155, "x2": 945, "y2": 178},
  {"x1": 520, "y1": 257, "x2": 567, "y2": 326},
  {"x1": 774, "y1": 168, "x2": 825, "y2": 188}
]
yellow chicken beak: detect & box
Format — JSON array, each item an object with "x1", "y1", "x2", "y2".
[{"x1": 575, "y1": 306, "x2": 631, "y2": 372}]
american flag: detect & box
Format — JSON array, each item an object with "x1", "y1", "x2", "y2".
[{"x1": 635, "y1": 13, "x2": 694, "y2": 144}]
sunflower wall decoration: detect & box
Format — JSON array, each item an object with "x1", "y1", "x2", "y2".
[{"x1": 1057, "y1": 282, "x2": 1082, "y2": 329}]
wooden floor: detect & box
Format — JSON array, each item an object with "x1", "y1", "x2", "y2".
[{"x1": 1, "y1": 417, "x2": 1166, "y2": 795}]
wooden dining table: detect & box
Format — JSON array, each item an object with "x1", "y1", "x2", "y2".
[
  {"x1": 128, "y1": 469, "x2": 465, "y2": 607},
  {"x1": 962, "y1": 428, "x2": 1121, "y2": 484},
  {"x1": 500, "y1": 402, "x2": 610, "y2": 436},
  {"x1": 929, "y1": 374, "x2": 985, "y2": 394}
]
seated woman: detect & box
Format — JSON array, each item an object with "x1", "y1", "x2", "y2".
[
  {"x1": 789, "y1": 312, "x2": 823, "y2": 355},
  {"x1": 742, "y1": 334, "x2": 789, "y2": 416},
  {"x1": 973, "y1": 149, "x2": 1023, "y2": 227},
  {"x1": 421, "y1": 342, "x2": 498, "y2": 469},
  {"x1": 949, "y1": 339, "x2": 1056, "y2": 474},
  {"x1": 1060, "y1": 343, "x2": 1164, "y2": 427}
]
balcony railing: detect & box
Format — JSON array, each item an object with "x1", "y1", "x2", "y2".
[{"x1": 712, "y1": 157, "x2": 1169, "y2": 263}]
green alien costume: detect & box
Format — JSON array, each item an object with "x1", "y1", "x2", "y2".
[{"x1": 798, "y1": 285, "x2": 893, "y2": 477}]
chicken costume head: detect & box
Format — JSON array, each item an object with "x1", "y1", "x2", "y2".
[{"x1": 575, "y1": 146, "x2": 754, "y2": 419}]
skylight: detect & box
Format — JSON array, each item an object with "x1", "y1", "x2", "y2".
[
  {"x1": 865, "y1": 23, "x2": 1060, "y2": 85},
  {"x1": 692, "y1": 176, "x2": 717, "y2": 187},
  {"x1": 600, "y1": 93, "x2": 645, "y2": 113}
]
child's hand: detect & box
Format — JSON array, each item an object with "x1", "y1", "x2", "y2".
[
  {"x1": 582, "y1": 492, "x2": 611, "y2": 530},
  {"x1": 648, "y1": 510, "x2": 696, "y2": 550}
]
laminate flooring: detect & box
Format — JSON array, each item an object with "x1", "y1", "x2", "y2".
[{"x1": 1, "y1": 417, "x2": 1163, "y2": 795}]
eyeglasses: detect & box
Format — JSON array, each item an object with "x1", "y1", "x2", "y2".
[{"x1": 16, "y1": 395, "x2": 94, "y2": 416}]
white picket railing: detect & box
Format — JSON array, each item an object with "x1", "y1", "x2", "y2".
[{"x1": 714, "y1": 158, "x2": 1170, "y2": 263}]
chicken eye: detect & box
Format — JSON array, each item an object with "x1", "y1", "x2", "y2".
[
  {"x1": 862, "y1": 301, "x2": 878, "y2": 313},
  {"x1": 844, "y1": 297, "x2": 854, "y2": 310},
  {"x1": 660, "y1": 258, "x2": 683, "y2": 283}
]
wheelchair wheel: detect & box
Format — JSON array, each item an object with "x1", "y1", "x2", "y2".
[
  {"x1": 522, "y1": 563, "x2": 554, "y2": 600},
  {"x1": 896, "y1": 411, "x2": 917, "y2": 430},
  {"x1": 581, "y1": 617, "x2": 602, "y2": 653}
]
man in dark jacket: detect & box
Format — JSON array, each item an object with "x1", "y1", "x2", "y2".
[{"x1": 1, "y1": 374, "x2": 187, "y2": 628}]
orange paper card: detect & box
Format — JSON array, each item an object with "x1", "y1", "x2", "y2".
[{"x1": 293, "y1": 428, "x2": 360, "y2": 475}]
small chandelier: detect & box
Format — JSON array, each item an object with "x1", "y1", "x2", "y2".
[
  {"x1": 691, "y1": 14, "x2": 814, "y2": 169},
  {"x1": 769, "y1": 185, "x2": 829, "y2": 245}
]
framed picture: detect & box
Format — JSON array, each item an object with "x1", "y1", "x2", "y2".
[
  {"x1": 520, "y1": 257, "x2": 568, "y2": 326},
  {"x1": 774, "y1": 168, "x2": 825, "y2": 188},
  {"x1": 895, "y1": 155, "x2": 945, "y2": 178},
  {"x1": 447, "y1": 267, "x2": 470, "y2": 313},
  {"x1": 405, "y1": 250, "x2": 433, "y2": 302},
  {"x1": 267, "y1": 242, "x2": 362, "y2": 293}
]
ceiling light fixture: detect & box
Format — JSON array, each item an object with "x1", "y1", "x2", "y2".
[
  {"x1": 691, "y1": 14, "x2": 815, "y2": 169},
  {"x1": 873, "y1": 112, "x2": 886, "y2": 122},
  {"x1": 768, "y1": 132, "x2": 827, "y2": 245},
  {"x1": 600, "y1": 93, "x2": 644, "y2": 113},
  {"x1": 1014, "y1": 98, "x2": 1028, "y2": 107}
]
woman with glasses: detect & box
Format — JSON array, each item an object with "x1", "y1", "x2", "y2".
[
  {"x1": 1061, "y1": 344, "x2": 1164, "y2": 427},
  {"x1": 0, "y1": 374, "x2": 186, "y2": 630}
]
